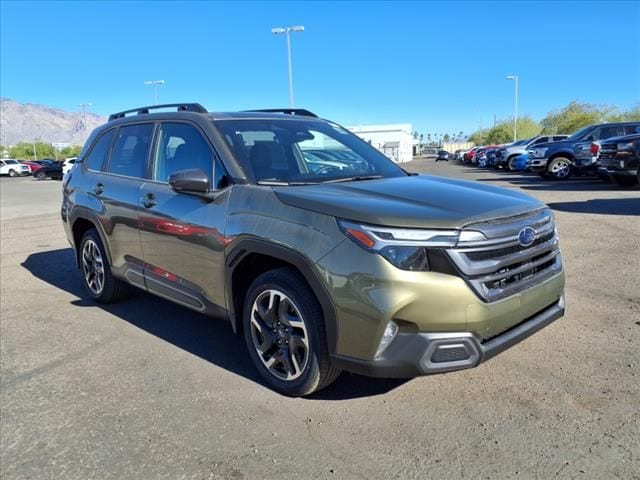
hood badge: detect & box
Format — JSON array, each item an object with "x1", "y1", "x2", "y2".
[{"x1": 518, "y1": 227, "x2": 537, "y2": 247}]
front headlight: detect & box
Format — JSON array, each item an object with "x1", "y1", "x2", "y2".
[{"x1": 337, "y1": 220, "x2": 461, "y2": 271}]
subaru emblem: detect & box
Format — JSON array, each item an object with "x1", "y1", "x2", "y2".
[{"x1": 518, "y1": 227, "x2": 537, "y2": 247}]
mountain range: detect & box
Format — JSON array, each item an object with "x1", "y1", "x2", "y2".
[{"x1": 0, "y1": 98, "x2": 107, "y2": 146}]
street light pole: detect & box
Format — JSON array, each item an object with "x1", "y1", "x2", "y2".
[
  {"x1": 271, "y1": 26, "x2": 304, "y2": 108},
  {"x1": 79, "y1": 103, "x2": 92, "y2": 142},
  {"x1": 144, "y1": 80, "x2": 165, "y2": 104},
  {"x1": 506, "y1": 75, "x2": 519, "y2": 141}
]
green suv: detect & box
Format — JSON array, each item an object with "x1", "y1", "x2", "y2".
[{"x1": 61, "y1": 104, "x2": 565, "y2": 396}]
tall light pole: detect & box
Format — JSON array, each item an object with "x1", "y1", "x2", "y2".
[
  {"x1": 79, "y1": 103, "x2": 92, "y2": 142},
  {"x1": 271, "y1": 25, "x2": 304, "y2": 108},
  {"x1": 144, "y1": 80, "x2": 165, "y2": 104},
  {"x1": 506, "y1": 75, "x2": 519, "y2": 141}
]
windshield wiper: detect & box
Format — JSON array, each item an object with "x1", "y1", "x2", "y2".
[
  {"x1": 321, "y1": 175, "x2": 384, "y2": 184},
  {"x1": 257, "y1": 179, "x2": 322, "y2": 186}
]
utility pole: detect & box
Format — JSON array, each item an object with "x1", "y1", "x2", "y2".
[
  {"x1": 32, "y1": 140, "x2": 38, "y2": 161},
  {"x1": 271, "y1": 26, "x2": 305, "y2": 108},
  {"x1": 506, "y1": 75, "x2": 519, "y2": 141},
  {"x1": 144, "y1": 80, "x2": 165, "y2": 104},
  {"x1": 79, "y1": 103, "x2": 92, "y2": 143}
]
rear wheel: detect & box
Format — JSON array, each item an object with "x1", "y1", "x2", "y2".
[
  {"x1": 547, "y1": 157, "x2": 572, "y2": 180},
  {"x1": 243, "y1": 268, "x2": 341, "y2": 396},
  {"x1": 79, "y1": 229, "x2": 127, "y2": 303}
]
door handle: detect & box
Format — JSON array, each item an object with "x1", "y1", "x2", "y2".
[
  {"x1": 142, "y1": 193, "x2": 156, "y2": 209},
  {"x1": 94, "y1": 183, "x2": 104, "y2": 195}
]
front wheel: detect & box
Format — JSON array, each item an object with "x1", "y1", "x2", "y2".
[
  {"x1": 507, "y1": 156, "x2": 518, "y2": 171},
  {"x1": 547, "y1": 157, "x2": 572, "y2": 180},
  {"x1": 243, "y1": 268, "x2": 340, "y2": 396},
  {"x1": 8, "y1": 169, "x2": 17, "y2": 177},
  {"x1": 35, "y1": 171, "x2": 46, "y2": 180}
]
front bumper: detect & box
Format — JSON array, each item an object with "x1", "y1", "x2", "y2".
[{"x1": 332, "y1": 295, "x2": 565, "y2": 378}]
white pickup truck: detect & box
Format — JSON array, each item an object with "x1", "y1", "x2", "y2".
[{"x1": 0, "y1": 159, "x2": 31, "y2": 177}]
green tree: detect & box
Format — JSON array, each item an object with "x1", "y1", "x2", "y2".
[
  {"x1": 468, "y1": 117, "x2": 541, "y2": 145},
  {"x1": 59, "y1": 145, "x2": 82, "y2": 158},
  {"x1": 443, "y1": 133, "x2": 450, "y2": 143},
  {"x1": 8, "y1": 142, "x2": 56, "y2": 161},
  {"x1": 540, "y1": 101, "x2": 616, "y2": 134}
]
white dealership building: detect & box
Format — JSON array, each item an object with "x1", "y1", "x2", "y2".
[{"x1": 347, "y1": 124, "x2": 413, "y2": 163}]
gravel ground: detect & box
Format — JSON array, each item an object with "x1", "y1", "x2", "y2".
[{"x1": 1, "y1": 164, "x2": 639, "y2": 480}]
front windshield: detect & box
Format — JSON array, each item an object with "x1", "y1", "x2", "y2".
[
  {"x1": 567, "y1": 125, "x2": 594, "y2": 141},
  {"x1": 214, "y1": 118, "x2": 406, "y2": 184}
]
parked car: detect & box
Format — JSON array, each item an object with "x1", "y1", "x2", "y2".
[
  {"x1": 33, "y1": 161, "x2": 63, "y2": 180},
  {"x1": 574, "y1": 125, "x2": 640, "y2": 175},
  {"x1": 464, "y1": 147, "x2": 479, "y2": 163},
  {"x1": 62, "y1": 103, "x2": 565, "y2": 396},
  {"x1": 497, "y1": 135, "x2": 569, "y2": 171},
  {"x1": 20, "y1": 161, "x2": 43, "y2": 174},
  {"x1": 62, "y1": 157, "x2": 78, "y2": 175},
  {"x1": 435, "y1": 150, "x2": 449, "y2": 161},
  {"x1": 596, "y1": 133, "x2": 640, "y2": 187},
  {"x1": 0, "y1": 159, "x2": 31, "y2": 177},
  {"x1": 511, "y1": 153, "x2": 529, "y2": 171},
  {"x1": 528, "y1": 122, "x2": 640, "y2": 180}
]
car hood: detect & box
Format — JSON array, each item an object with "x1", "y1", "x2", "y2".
[{"x1": 274, "y1": 175, "x2": 544, "y2": 229}]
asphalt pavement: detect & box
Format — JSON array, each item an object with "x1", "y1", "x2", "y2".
[{"x1": 1, "y1": 165, "x2": 639, "y2": 480}]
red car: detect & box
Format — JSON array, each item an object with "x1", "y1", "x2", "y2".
[{"x1": 20, "y1": 161, "x2": 42, "y2": 174}]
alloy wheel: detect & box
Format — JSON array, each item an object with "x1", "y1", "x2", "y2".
[
  {"x1": 81, "y1": 239, "x2": 105, "y2": 295},
  {"x1": 250, "y1": 289, "x2": 310, "y2": 381},
  {"x1": 550, "y1": 159, "x2": 570, "y2": 179}
]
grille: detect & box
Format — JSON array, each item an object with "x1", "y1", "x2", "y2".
[
  {"x1": 446, "y1": 209, "x2": 562, "y2": 302},
  {"x1": 599, "y1": 143, "x2": 617, "y2": 159}
]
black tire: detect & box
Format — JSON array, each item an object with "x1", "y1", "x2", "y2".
[
  {"x1": 35, "y1": 171, "x2": 46, "y2": 180},
  {"x1": 242, "y1": 267, "x2": 341, "y2": 396},
  {"x1": 507, "y1": 156, "x2": 518, "y2": 171},
  {"x1": 8, "y1": 169, "x2": 17, "y2": 177},
  {"x1": 612, "y1": 175, "x2": 639, "y2": 187},
  {"x1": 547, "y1": 157, "x2": 572, "y2": 180},
  {"x1": 78, "y1": 229, "x2": 127, "y2": 303}
]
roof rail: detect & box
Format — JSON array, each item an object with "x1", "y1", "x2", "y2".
[
  {"x1": 108, "y1": 103, "x2": 208, "y2": 121},
  {"x1": 244, "y1": 108, "x2": 318, "y2": 118}
]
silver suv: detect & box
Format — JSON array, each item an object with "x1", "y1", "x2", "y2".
[{"x1": 497, "y1": 135, "x2": 568, "y2": 171}]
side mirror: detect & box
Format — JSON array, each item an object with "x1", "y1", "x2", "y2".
[{"x1": 168, "y1": 169, "x2": 212, "y2": 197}]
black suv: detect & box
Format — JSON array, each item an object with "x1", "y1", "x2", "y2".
[
  {"x1": 527, "y1": 122, "x2": 640, "y2": 180},
  {"x1": 597, "y1": 133, "x2": 640, "y2": 187}
]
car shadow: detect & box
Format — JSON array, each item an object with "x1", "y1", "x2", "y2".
[
  {"x1": 21, "y1": 248, "x2": 408, "y2": 400},
  {"x1": 547, "y1": 198, "x2": 640, "y2": 216}
]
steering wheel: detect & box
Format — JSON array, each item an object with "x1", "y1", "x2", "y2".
[{"x1": 314, "y1": 165, "x2": 341, "y2": 175}]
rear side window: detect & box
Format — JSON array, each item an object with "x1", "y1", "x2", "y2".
[
  {"x1": 624, "y1": 124, "x2": 640, "y2": 135},
  {"x1": 153, "y1": 122, "x2": 213, "y2": 182},
  {"x1": 107, "y1": 124, "x2": 154, "y2": 178},
  {"x1": 553, "y1": 136, "x2": 567, "y2": 141},
  {"x1": 591, "y1": 125, "x2": 624, "y2": 141},
  {"x1": 85, "y1": 130, "x2": 114, "y2": 171}
]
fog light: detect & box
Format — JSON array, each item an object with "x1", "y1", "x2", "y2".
[{"x1": 375, "y1": 321, "x2": 399, "y2": 357}]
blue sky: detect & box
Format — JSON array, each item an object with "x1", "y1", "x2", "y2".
[{"x1": 1, "y1": 0, "x2": 639, "y2": 136}]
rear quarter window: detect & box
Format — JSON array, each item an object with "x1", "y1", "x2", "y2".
[{"x1": 85, "y1": 129, "x2": 115, "y2": 171}]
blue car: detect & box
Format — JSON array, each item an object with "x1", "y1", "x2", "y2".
[{"x1": 513, "y1": 153, "x2": 529, "y2": 171}]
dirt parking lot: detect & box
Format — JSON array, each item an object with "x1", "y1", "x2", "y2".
[{"x1": 1, "y1": 164, "x2": 639, "y2": 480}]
